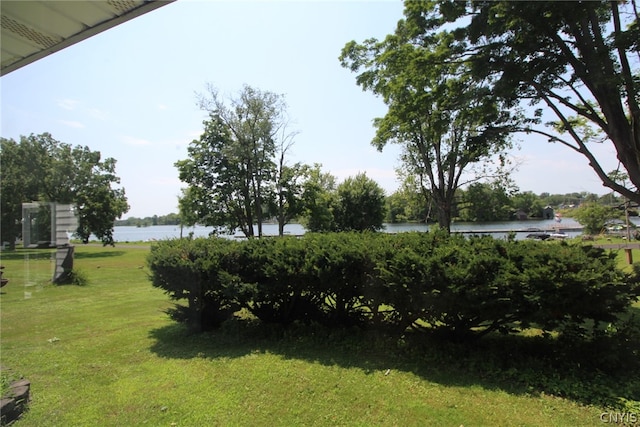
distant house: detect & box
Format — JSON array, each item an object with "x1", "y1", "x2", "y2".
[
  {"x1": 542, "y1": 206, "x2": 554, "y2": 220},
  {"x1": 514, "y1": 210, "x2": 529, "y2": 220}
]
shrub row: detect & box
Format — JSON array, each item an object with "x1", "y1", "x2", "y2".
[{"x1": 147, "y1": 231, "x2": 640, "y2": 340}]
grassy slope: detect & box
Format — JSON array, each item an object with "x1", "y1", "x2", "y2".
[{"x1": 0, "y1": 244, "x2": 635, "y2": 426}]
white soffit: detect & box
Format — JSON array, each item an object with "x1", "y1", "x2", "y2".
[{"x1": 1, "y1": 0, "x2": 175, "y2": 76}]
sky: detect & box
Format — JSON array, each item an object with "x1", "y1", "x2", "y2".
[{"x1": 0, "y1": 0, "x2": 624, "y2": 218}]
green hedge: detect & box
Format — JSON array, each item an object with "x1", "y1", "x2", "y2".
[{"x1": 147, "y1": 232, "x2": 640, "y2": 340}]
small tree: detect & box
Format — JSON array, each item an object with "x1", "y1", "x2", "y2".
[
  {"x1": 334, "y1": 173, "x2": 386, "y2": 232},
  {"x1": 572, "y1": 202, "x2": 622, "y2": 235},
  {"x1": 300, "y1": 165, "x2": 338, "y2": 232}
]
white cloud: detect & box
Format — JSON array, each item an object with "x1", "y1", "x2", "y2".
[
  {"x1": 121, "y1": 135, "x2": 152, "y2": 146},
  {"x1": 157, "y1": 104, "x2": 169, "y2": 111},
  {"x1": 87, "y1": 108, "x2": 109, "y2": 121},
  {"x1": 59, "y1": 120, "x2": 85, "y2": 128},
  {"x1": 57, "y1": 99, "x2": 80, "y2": 110}
]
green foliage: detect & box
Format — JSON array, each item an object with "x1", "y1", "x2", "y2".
[
  {"x1": 385, "y1": 174, "x2": 430, "y2": 223},
  {"x1": 148, "y1": 233, "x2": 640, "y2": 352},
  {"x1": 147, "y1": 238, "x2": 241, "y2": 331},
  {"x1": 342, "y1": 0, "x2": 640, "y2": 220},
  {"x1": 176, "y1": 113, "x2": 254, "y2": 235},
  {"x1": 572, "y1": 202, "x2": 622, "y2": 235},
  {"x1": 384, "y1": 183, "x2": 625, "y2": 223},
  {"x1": 53, "y1": 268, "x2": 89, "y2": 286},
  {"x1": 176, "y1": 85, "x2": 303, "y2": 238},
  {"x1": 115, "y1": 213, "x2": 182, "y2": 227},
  {"x1": 511, "y1": 191, "x2": 544, "y2": 218},
  {"x1": 395, "y1": 1, "x2": 640, "y2": 203},
  {"x1": 340, "y1": 9, "x2": 519, "y2": 231},
  {"x1": 300, "y1": 164, "x2": 338, "y2": 232},
  {"x1": 300, "y1": 168, "x2": 387, "y2": 233},
  {"x1": 273, "y1": 162, "x2": 309, "y2": 236},
  {"x1": 459, "y1": 182, "x2": 512, "y2": 222},
  {"x1": 304, "y1": 233, "x2": 380, "y2": 327},
  {"x1": 234, "y1": 237, "x2": 324, "y2": 325},
  {"x1": 334, "y1": 173, "x2": 386, "y2": 232},
  {"x1": 2, "y1": 245, "x2": 638, "y2": 423},
  {"x1": 0, "y1": 133, "x2": 128, "y2": 246}
]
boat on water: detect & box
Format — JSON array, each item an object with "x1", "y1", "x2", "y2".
[
  {"x1": 526, "y1": 231, "x2": 568, "y2": 240},
  {"x1": 549, "y1": 232, "x2": 568, "y2": 239}
]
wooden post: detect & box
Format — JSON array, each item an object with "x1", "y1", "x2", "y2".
[{"x1": 625, "y1": 248, "x2": 633, "y2": 264}]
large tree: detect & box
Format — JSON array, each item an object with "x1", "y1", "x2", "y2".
[
  {"x1": 394, "y1": 1, "x2": 640, "y2": 203},
  {"x1": 177, "y1": 85, "x2": 299, "y2": 237},
  {"x1": 0, "y1": 133, "x2": 129, "y2": 247},
  {"x1": 340, "y1": 14, "x2": 517, "y2": 232}
]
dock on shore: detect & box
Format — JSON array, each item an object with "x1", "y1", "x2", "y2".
[{"x1": 450, "y1": 226, "x2": 583, "y2": 235}]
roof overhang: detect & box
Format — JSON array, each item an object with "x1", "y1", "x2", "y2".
[{"x1": 1, "y1": 0, "x2": 175, "y2": 76}]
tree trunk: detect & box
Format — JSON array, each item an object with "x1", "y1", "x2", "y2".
[
  {"x1": 278, "y1": 218, "x2": 285, "y2": 237},
  {"x1": 255, "y1": 182, "x2": 263, "y2": 238},
  {"x1": 278, "y1": 194, "x2": 285, "y2": 237},
  {"x1": 432, "y1": 192, "x2": 452, "y2": 233},
  {"x1": 436, "y1": 204, "x2": 452, "y2": 233}
]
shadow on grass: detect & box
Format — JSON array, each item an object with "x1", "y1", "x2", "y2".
[
  {"x1": 0, "y1": 249, "x2": 126, "y2": 260},
  {"x1": 149, "y1": 317, "x2": 640, "y2": 411},
  {"x1": 74, "y1": 251, "x2": 126, "y2": 259},
  {"x1": 0, "y1": 249, "x2": 54, "y2": 260}
]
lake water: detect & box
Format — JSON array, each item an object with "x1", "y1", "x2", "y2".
[{"x1": 110, "y1": 217, "x2": 610, "y2": 242}]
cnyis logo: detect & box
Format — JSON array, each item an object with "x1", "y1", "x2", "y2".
[{"x1": 599, "y1": 412, "x2": 638, "y2": 424}]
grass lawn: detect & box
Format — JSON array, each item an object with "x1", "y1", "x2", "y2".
[
  {"x1": 1, "y1": 243, "x2": 638, "y2": 426},
  {"x1": 587, "y1": 235, "x2": 640, "y2": 271}
]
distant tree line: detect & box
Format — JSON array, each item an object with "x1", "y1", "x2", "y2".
[
  {"x1": 127, "y1": 184, "x2": 629, "y2": 231},
  {"x1": 115, "y1": 213, "x2": 181, "y2": 227},
  {"x1": 385, "y1": 181, "x2": 629, "y2": 224}
]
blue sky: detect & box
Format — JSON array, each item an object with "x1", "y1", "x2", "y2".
[{"x1": 1, "y1": 0, "x2": 622, "y2": 218}]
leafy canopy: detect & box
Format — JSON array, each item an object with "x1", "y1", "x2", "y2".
[
  {"x1": 0, "y1": 133, "x2": 129, "y2": 246},
  {"x1": 176, "y1": 85, "x2": 304, "y2": 237},
  {"x1": 334, "y1": 172, "x2": 387, "y2": 232},
  {"x1": 340, "y1": 4, "x2": 519, "y2": 231},
  {"x1": 396, "y1": 1, "x2": 640, "y2": 202}
]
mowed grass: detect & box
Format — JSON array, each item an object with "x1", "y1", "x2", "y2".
[{"x1": 0, "y1": 244, "x2": 635, "y2": 426}]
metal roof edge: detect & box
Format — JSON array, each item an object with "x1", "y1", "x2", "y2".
[{"x1": 0, "y1": 0, "x2": 176, "y2": 77}]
